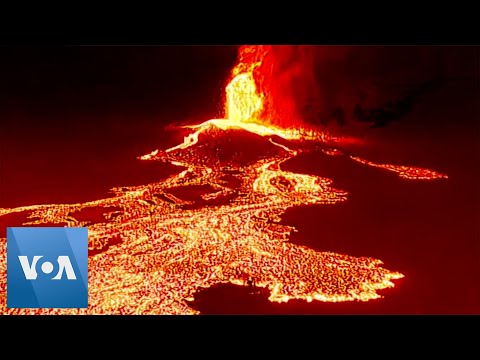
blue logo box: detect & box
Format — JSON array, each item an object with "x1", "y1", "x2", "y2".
[{"x1": 7, "y1": 227, "x2": 88, "y2": 309}]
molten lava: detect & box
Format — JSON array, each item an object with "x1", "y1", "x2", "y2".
[
  {"x1": 0, "y1": 45, "x2": 448, "y2": 314},
  {"x1": 225, "y1": 48, "x2": 263, "y2": 123},
  {"x1": 349, "y1": 156, "x2": 448, "y2": 180}
]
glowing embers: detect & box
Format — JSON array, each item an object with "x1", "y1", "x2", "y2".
[
  {"x1": 322, "y1": 148, "x2": 343, "y2": 156},
  {"x1": 350, "y1": 156, "x2": 448, "y2": 180}
]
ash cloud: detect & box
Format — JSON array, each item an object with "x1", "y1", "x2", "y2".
[{"x1": 261, "y1": 46, "x2": 479, "y2": 131}]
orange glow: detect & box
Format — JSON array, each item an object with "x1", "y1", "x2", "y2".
[
  {"x1": 0, "y1": 144, "x2": 404, "y2": 314},
  {"x1": 161, "y1": 45, "x2": 329, "y2": 148},
  {"x1": 1, "y1": 45, "x2": 451, "y2": 315},
  {"x1": 350, "y1": 156, "x2": 449, "y2": 180}
]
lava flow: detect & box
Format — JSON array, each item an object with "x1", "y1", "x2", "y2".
[
  {"x1": 349, "y1": 156, "x2": 449, "y2": 180},
  {"x1": 0, "y1": 46, "x2": 447, "y2": 315}
]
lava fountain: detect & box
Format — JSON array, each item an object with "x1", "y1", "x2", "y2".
[{"x1": 0, "y1": 46, "x2": 448, "y2": 314}]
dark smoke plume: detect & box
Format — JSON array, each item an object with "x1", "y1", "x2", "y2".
[{"x1": 258, "y1": 46, "x2": 479, "y2": 131}]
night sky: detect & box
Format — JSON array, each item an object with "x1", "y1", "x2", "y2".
[{"x1": 0, "y1": 46, "x2": 237, "y2": 133}]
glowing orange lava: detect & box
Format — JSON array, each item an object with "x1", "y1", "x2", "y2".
[
  {"x1": 0, "y1": 45, "x2": 447, "y2": 315},
  {"x1": 350, "y1": 156, "x2": 449, "y2": 180}
]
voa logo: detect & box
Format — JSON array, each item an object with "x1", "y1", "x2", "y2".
[
  {"x1": 7, "y1": 227, "x2": 88, "y2": 309},
  {"x1": 18, "y1": 255, "x2": 77, "y2": 280}
]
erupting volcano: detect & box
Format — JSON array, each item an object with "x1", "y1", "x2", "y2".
[{"x1": 0, "y1": 45, "x2": 449, "y2": 314}]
